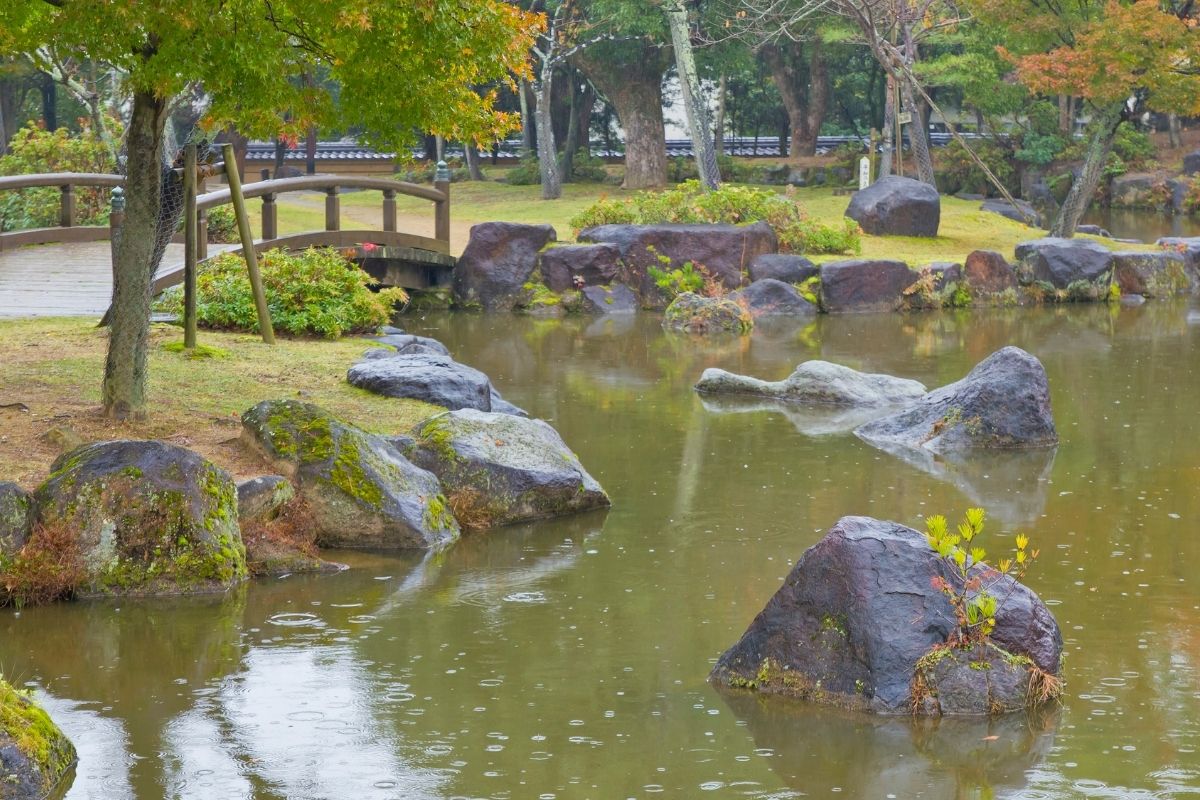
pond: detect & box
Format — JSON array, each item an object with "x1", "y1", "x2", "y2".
[
  {"x1": 1082, "y1": 208, "x2": 1200, "y2": 242},
  {"x1": 4, "y1": 303, "x2": 1200, "y2": 799}
]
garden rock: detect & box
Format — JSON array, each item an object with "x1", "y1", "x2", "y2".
[
  {"x1": 578, "y1": 222, "x2": 778, "y2": 301},
  {"x1": 1156, "y1": 237, "x2": 1200, "y2": 274},
  {"x1": 0, "y1": 481, "x2": 34, "y2": 560},
  {"x1": 453, "y1": 222, "x2": 556, "y2": 311},
  {"x1": 1111, "y1": 251, "x2": 1193, "y2": 297},
  {"x1": 0, "y1": 678, "x2": 77, "y2": 800},
  {"x1": 1076, "y1": 225, "x2": 1112, "y2": 238},
  {"x1": 695, "y1": 360, "x2": 927, "y2": 406},
  {"x1": 845, "y1": 176, "x2": 940, "y2": 237},
  {"x1": 403, "y1": 410, "x2": 610, "y2": 528},
  {"x1": 748, "y1": 253, "x2": 818, "y2": 284},
  {"x1": 663, "y1": 292, "x2": 752, "y2": 334},
  {"x1": 580, "y1": 283, "x2": 639, "y2": 314},
  {"x1": 1184, "y1": 151, "x2": 1200, "y2": 176},
  {"x1": 980, "y1": 199, "x2": 1042, "y2": 227},
  {"x1": 819, "y1": 259, "x2": 916, "y2": 313},
  {"x1": 33, "y1": 440, "x2": 247, "y2": 596},
  {"x1": 540, "y1": 243, "x2": 623, "y2": 292},
  {"x1": 855, "y1": 346, "x2": 1057, "y2": 454},
  {"x1": 372, "y1": 333, "x2": 451, "y2": 357},
  {"x1": 1109, "y1": 173, "x2": 1166, "y2": 208},
  {"x1": 241, "y1": 400, "x2": 459, "y2": 549},
  {"x1": 709, "y1": 515, "x2": 1063, "y2": 714},
  {"x1": 236, "y1": 475, "x2": 295, "y2": 522},
  {"x1": 964, "y1": 250, "x2": 1017, "y2": 295},
  {"x1": 728, "y1": 279, "x2": 818, "y2": 317},
  {"x1": 348, "y1": 353, "x2": 492, "y2": 412},
  {"x1": 1014, "y1": 237, "x2": 1114, "y2": 289}
]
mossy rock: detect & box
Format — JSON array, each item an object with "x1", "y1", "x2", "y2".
[
  {"x1": 0, "y1": 678, "x2": 76, "y2": 800},
  {"x1": 911, "y1": 643, "x2": 1059, "y2": 715},
  {"x1": 32, "y1": 441, "x2": 247, "y2": 597},
  {"x1": 404, "y1": 409, "x2": 610, "y2": 528},
  {"x1": 663, "y1": 292, "x2": 752, "y2": 334},
  {"x1": 0, "y1": 483, "x2": 34, "y2": 561},
  {"x1": 241, "y1": 400, "x2": 459, "y2": 549}
]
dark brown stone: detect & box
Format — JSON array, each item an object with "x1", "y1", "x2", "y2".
[
  {"x1": 453, "y1": 222, "x2": 557, "y2": 311},
  {"x1": 964, "y1": 250, "x2": 1017, "y2": 295},
  {"x1": 818, "y1": 259, "x2": 916, "y2": 313},
  {"x1": 539, "y1": 243, "x2": 624, "y2": 292}
]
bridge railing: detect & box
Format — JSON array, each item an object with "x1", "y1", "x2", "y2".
[{"x1": 0, "y1": 172, "x2": 124, "y2": 252}]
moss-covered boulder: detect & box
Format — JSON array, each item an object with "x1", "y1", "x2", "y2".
[
  {"x1": 404, "y1": 410, "x2": 610, "y2": 528},
  {"x1": 241, "y1": 400, "x2": 459, "y2": 549},
  {"x1": 0, "y1": 483, "x2": 34, "y2": 563},
  {"x1": 31, "y1": 441, "x2": 246, "y2": 598},
  {"x1": 663, "y1": 292, "x2": 752, "y2": 334},
  {"x1": 0, "y1": 678, "x2": 76, "y2": 800}
]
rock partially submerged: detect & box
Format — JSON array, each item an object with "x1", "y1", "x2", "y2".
[
  {"x1": 0, "y1": 678, "x2": 77, "y2": 800},
  {"x1": 453, "y1": 222, "x2": 557, "y2": 311},
  {"x1": 663, "y1": 292, "x2": 752, "y2": 334},
  {"x1": 33, "y1": 441, "x2": 247, "y2": 597},
  {"x1": 1111, "y1": 251, "x2": 1193, "y2": 297},
  {"x1": 710, "y1": 516, "x2": 1063, "y2": 715},
  {"x1": 855, "y1": 347, "x2": 1057, "y2": 454},
  {"x1": 0, "y1": 482, "x2": 34, "y2": 561},
  {"x1": 347, "y1": 352, "x2": 525, "y2": 416},
  {"x1": 580, "y1": 283, "x2": 639, "y2": 314},
  {"x1": 1014, "y1": 237, "x2": 1113, "y2": 290},
  {"x1": 728, "y1": 279, "x2": 817, "y2": 317},
  {"x1": 695, "y1": 361, "x2": 926, "y2": 407},
  {"x1": 241, "y1": 400, "x2": 459, "y2": 550},
  {"x1": 819, "y1": 259, "x2": 916, "y2": 313},
  {"x1": 403, "y1": 410, "x2": 610, "y2": 528}
]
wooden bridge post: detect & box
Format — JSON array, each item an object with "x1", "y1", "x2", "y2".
[
  {"x1": 324, "y1": 187, "x2": 340, "y2": 231},
  {"x1": 222, "y1": 143, "x2": 275, "y2": 345},
  {"x1": 196, "y1": 176, "x2": 208, "y2": 261},
  {"x1": 434, "y1": 161, "x2": 450, "y2": 244},
  {"x1": 262, "y1": 193, "x2": 277, "y2": 240},
  {"x1": 183, "y1": 143, "x2": 198, "y2": 349},
  {"x1": 59, "y1": 184, "x2": 75, "y2": 228},
  {"x1": 382, "y1": 189, "x2": 397, "y2": 232}
]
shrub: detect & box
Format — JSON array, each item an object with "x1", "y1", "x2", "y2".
[
  {"x1": 159, "y1": 247, "x2": 407, "y2": 337},
  {"x1": 205, "y1": 205, "x2": 238, "y2": 243},
  {"x1": 1111, "y1": 125, "x2": 1156, "y2": 166},
  {"x1": 936, "y1": 139, "x2": 1016, "y2": 196},
  {"x1": 568, "y1": 181, "x2": 861, "y2": 256},
  {"x1": 567, "y1": 150, "x2": 608, "y2": 183},
  {"x1": 0, "y1": 521, "x2": 87, "y2": 607},
  {"x1": 502, "y1": 156, "x2": 541, "y2": 185},
  {"x1": 0, "y1": 120, "x2": 117, "y2": 232}
]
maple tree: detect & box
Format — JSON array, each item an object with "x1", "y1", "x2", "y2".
[{"x1": 0, "y1": 0, "x2": 540, "y2": 419}]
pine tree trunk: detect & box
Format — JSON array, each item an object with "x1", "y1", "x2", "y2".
[
  {"x1": 900, "y1": 77, "x2": 935, "y2": 186},
  {"x1": 534, "y1": 64, "x2": 561, "y2": 200},
  {"x1": 1051, "y1": 102, "x2": 1125, "y2": 238},
  {"x1": 102, "y1": 90, "x2": 166, "y2": 419},
  {"x1": 665, "y1": 2, "x2": 719, "y2": 190}
]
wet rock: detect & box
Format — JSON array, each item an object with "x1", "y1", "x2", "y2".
[
  {"x1": 695, "y1": 360, "x2": 926, "y2": 406},
  {"x1": 1156, "y1": 237, "x2": 1200, "y2": 275},
  {"x1": 728, "y1": 279, "x2": 818, "y2": 317},
  {"x1": 347, "y1": 353, "x2": 493, "y2": 412},
  {"x1": 709, "y1": 515, "x2": 1063, "y2": 714},
  {"x1": 980, "y1": 199, "x2": 1042, "y2": 227},
  {"x1": 845, "y1": 176, "x2": 940, "y2": 237},
  {"x1": 580, "y1": 283, "x2": 639, "y2": 314},
  {"x1": 698, "y1": 394, "x2": 897, "y2": 437},
  {"x1": 819, "y1": 259, "x2": 916, "y2": 313},
  {"x1": 33, "y1": 440, "x2": 246, "y2": 596},
  {"x1": 1184, "y1": 151, "x2": 1200, "y2": 176},
  {"x1": 1111, "y1": 251, "x2": 1193, "y2": 298},
  {"x1": 403, "y1": 410, "x2": 610, "y2": 528},
  {"x1": 453, "y1": 222, "x2": 557, "y2": 311},
  {"x1": 241, "y1": 400, "x2": 458, "y2": 550},
  {"x1": 913, "y1": 643, "x2": 1044, "y2": 715},
  {"x1": 540, "y1": 243, "x2": 623, "y2": 292},
  {"x1": 1109, "y1": 172, "x2": 1168, "y2": 209},
  {"x1": 488, "y1": 388, "x2": 529, "y2": 418},
  {"x1": 372, "y1": 333, "x2": 451, "y2": 357},
  {"x1": 964, "y1": 250, "x2": 1017, "y2": 295},
  {"x1": 0, "y1": 482, "x2": 34, "y2": 560},
  {"x1": 855, "y1": 346, "x2": 1057, "y2": 454},
  {"x1": 748, "y1": 253, "x2": 818, "y2": 284},
  {"x1": 662, "y1": 292, "x2": 752, "y2": 334},
  {"x1": 236, "y1": 475, "x2": 295, "y2": 523},
  {"x1": 36, "y1": 426, "x2": 84, "y2": 454},
  {"x1": 578, "y1": 223, "x2": 777, "y2": 302},
  {"x1": 0, "y1": 678, "x2": 77, "y2": 800},
  {"x1": 1076, "y1": 224, "x2": 1112, "y2": 238},
  {"x1": 1014, "y1": 237, "x2": 1113, "y2": 289}
]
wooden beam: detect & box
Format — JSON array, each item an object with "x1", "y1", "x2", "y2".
[{"x1": 223, "y1": 143, "x2": 275, "y2": 345}]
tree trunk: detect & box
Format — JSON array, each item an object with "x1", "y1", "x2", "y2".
[
  {"x1": 1058, "y1": 95, "x2": 1072, "y2": 135},
  {"x1": 519, "y1": 79, "x2": 535, "y2": 158},
  {"x1": 465, "y1": 142, "x2": 485, "y2": 180},
  {"x1": 273, "y1": 137, "x2": 287, "y2": 178},
  {"x1": 39, "y1": 71, "x2": 57, "y2": 130},
  {"x1": 305, "y1": 125, "x2": 317, "y2": 175},
  {"x1": 879, "y1": 75, "x2": 895, "y2": 178},
  {"x1": 900, "y1": 76, "x2": 936, "y2": 186},
  {"x1": 559, "y1": 71, "x2": 580, "y2": 182},
  {"x1": 1051, "y1": 102, "x2": 1125, "y2": 238},
  {"x1": 713, "y1": 74, "x2": 727, "y2": 156},
  {"x1": 575, "y1": 42, "x2": 669, "y2": 189},
  {"x1": 534, "y1": 64, "x2": 561, "y2": 200},
  {"x1": 103, "y1": 90, "x2": 166, "y2": 419},
  {"x1": 1168, "y1": 113, "x2": 1182, "y2": 149},
  {"x1": 664, "y1": 2, "x2": 719, "y2": 190},
  {"x1": 762, "y1": 40, "x2": 829, "y2": 158}
]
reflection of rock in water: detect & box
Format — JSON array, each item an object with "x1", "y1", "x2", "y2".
[
  {"x1": 584, "y1": 313, "x2": 638, "y2": 338},
  {"x1": 717, "y1": 690, "x2": 1057, "y2": 798},
  {"x1": 699, "y1": 394, "x2": 897, "y2": 437},
  {"x1": 860, "y1": 438, "x2": 1056, "y2": 525}
]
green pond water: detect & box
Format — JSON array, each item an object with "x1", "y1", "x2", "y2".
[{"x1": 4, "y1": 304, "x2": 1200, "y2": 799}]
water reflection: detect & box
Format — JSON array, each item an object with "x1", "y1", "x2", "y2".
[{"x1": 698, "y1": 394, "x2": 897, "y2": 437}]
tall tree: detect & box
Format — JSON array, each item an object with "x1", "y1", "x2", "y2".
[
  {"x1": 663, "y1": 0, "x2": 721, "y2": 189},
  {"x1": 0, "y1": 0, "x2": 539, "y2": 419},
  {"x1": 760, "y1": 39, "x2": 829, "y2": 157}
]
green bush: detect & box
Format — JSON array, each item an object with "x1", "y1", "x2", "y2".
[
  {"x1": 568, "y1": 181, "x2": 861, "y2": 256},
  {"x1": 159, "y1": 247, "x2": 407, "y2": 337},
  {"x1": 937, "y1": 139, "x2": 1016, "y2": 196},
  {"x1": 503, "y1": 157, "x2": 541, "y2": 185},
  {"x1": 567, "y1": 150, "x2": 608, "y2": 183},
  {"x1": 0, "y1": 121, "x2": 116, "y2": 232},
  {"x1": 1112, "y1": 126, "x2": 1155, "y2": 166},
  {"x1": 205, "y1": 206, "x2": 238, "y2": 243}
]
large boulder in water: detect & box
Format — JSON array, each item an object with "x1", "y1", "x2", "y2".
[
  {"x1": 453, "y1": 222, "x2": 557, "y2": 311},
  {"x1": 819, "y1": 259, "x2": 916, "y2": 313},
  {"x1": 1014, "y1": 237, "x2": 1113, "y2": 290},
  {"x1": 710, "y1": 516, "x2": 1063, "y2": 715},
  {"x1": 855, "y1": 347, "x2": 1057, "y2": 454},
  {"x1": 0, "y1": 677, "x2": 76, "y2": 800},
  {"x1": 727, "y1": 279, "x2": 817, "y2": 317},
  {"x1": 963, "y1": 250, "x2": 1017, "y2": 296},
  {"x1": 241, "y1": 400, "x2": 458, "y2": 549},
  {"x1": 695, "y1": 361, "x2": 926, "y2": 406},
  {"x1": 0, "y1": 482, "x2": 34, "y2": 562},
  {"x1": 845, "y1": 176, "x2": 940, "y2": 237},
  {"x1": 30, "y1": 441, "x2": 246, "y2": 597},
  {"x1": 663, "y1": 292, "x2": 752, "y2": 334},
  {"x1": 1110, "y1": 251, "x2": 1193, "y2": 297},
  {"x1": 403, "y1": 410, "x2": 610, "y2": 528}
]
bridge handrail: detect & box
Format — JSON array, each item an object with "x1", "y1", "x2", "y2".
[
  {"x1": 195, "y1": 175, "x2": 445, "y2": 210},
  {"x1": 0, "y1": 172, "x2": 124, "y2": 191}
]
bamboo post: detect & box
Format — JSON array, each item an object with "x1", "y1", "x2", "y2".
[
  {"x1": 434, "y1": 161, "x2": 451, "y2": 244},
  {"x1": 183, "y1": 143, "x2": 198, "y2": 349},
  {"x1": 222, "y1": 143, "x2": 275, "y2": 344}
]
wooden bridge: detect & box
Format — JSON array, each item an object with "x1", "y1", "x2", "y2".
[{"x1": 0, "y1": 171, "x2": 455, "y2": 317}]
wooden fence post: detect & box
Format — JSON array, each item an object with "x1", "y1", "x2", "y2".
[
  {"x1": 382, "y1": 189, "x2": 396, "y2": 232},
  {"x1": 262, "y1": 193, "x2": 277, "y2": 240},
  {"x1": 222, "y1": 143, "x2": 275, "y2": 345},
  {"x1": 324, "y1": 187, "x2": 340, "y2": 231},
  {"x1": 183, "y1": 143, "x2": 198, "y2": 349},
  {"x1": 59, "y1": 184, "x2": 75, "y2": 228}
]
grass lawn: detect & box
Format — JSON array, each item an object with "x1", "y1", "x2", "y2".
[{"x1": 0, "y1": 318, "x2": 436, "y2": 487}]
